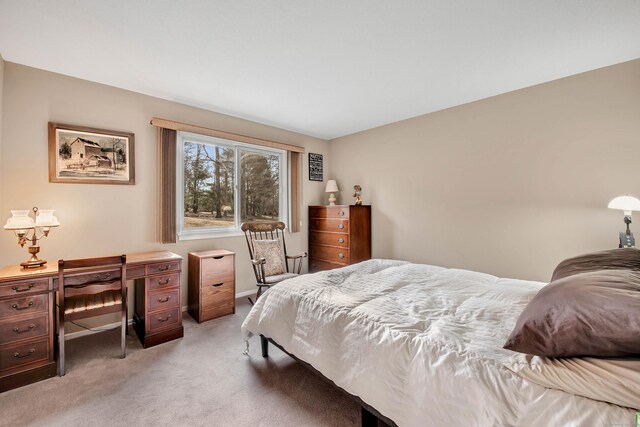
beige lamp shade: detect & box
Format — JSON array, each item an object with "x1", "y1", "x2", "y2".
[
  {"x1": 3, "y1": 210, "x2": 35, "y2": 230},
  {"x1": 34, "y1": 209, "x2": 60, "y2": 228},
  {"x1": 608, "y1": 195, "x2": 640, "y2": 216},
  {"x1": 325, "y1": 180, "x2": 339, "y2": 193}
]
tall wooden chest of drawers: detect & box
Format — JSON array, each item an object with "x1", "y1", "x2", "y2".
[
  {"x1": 309, "y1": 205, "x2": 371, "y2": 273},
  {"x1": 0, "y1": 267, "x2": 56, "y2": 392},
  {"x1": 188, "y1": 250, "x2": 235, "y2": 323}
]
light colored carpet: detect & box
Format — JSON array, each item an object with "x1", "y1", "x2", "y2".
[{"x1": 1, "y1": 299, "x2": 359, "y2": 427}]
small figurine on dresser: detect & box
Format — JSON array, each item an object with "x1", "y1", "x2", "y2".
[{"x1": 353, "y1": 185, "x2": 363, "y2": 205}]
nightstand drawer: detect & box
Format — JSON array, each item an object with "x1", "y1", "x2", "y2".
[
  {"x1": 148, "y1": 307, "x2": 181, "y2": 333},
  {"x1": 148, "y1": 288, "x2": 180, "y2": 312},
  {"x1": 0, "y1": 279, "x2": 50, "y2": 298},
  {"x1": 0, "y1": 339, "x2": 50, "y2": 373},
  {"x1": 201, "y1": 256, "x2": 234, "y2": 283},
  {"x1": 0, "y1": 315, "x2": 48, "y2": 345},
  {"x1": 309, "y1": 206, "x2": 349, "y2": 219},
  {"x1": 147, "y1": 273, "x2": 179, "y2": 292},
  {"x1": 309, "y1": 218, "x2": 349, "y2": 233},
  {"x1": 309, "y1": 245, "x2": 350, "y2": 264},
  {"x1": 0, "y1": 294, "x2": 48, "y2": 319},
  {"x1": 309, "y1": 231, "x2": 349, "y2": 248}
]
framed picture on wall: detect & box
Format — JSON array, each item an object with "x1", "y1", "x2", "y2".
[
  {"x1": 48, "y1": 122, "x2": 135, "y2": 185},
  {"x1": 309, "y1": 153, "x2": 323, "y2": 181}
]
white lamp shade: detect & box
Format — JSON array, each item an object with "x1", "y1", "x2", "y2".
[
  {"x1": 325, "y1": 180, "x2": 339, "y2": 193},
  {"x1": 35, "y1": 209, "x2": 60, "y2": 227},
  {"x1": 3, "y1": 210, "x2": 35, "y2": 230},
  {"x1": 608, "y1": 195, "x2": 640, "y2": 215}
]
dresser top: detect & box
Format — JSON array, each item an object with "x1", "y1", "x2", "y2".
[{"x1": 188, "y1": 249, "x2": 235, "y2": 258}]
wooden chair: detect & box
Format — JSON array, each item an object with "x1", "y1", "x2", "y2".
[
  {"x1": 241, "y1": 222, "x2": 307, "y2": 300},
  {"x1": 57, "y1": 255, "x2": 127, "y2": 376}
]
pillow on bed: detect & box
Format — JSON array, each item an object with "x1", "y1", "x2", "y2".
[
  {"x1": 504, "y1": 353, "x2": 640, "y2": 409},
  {"x1": 504, "y1": 269, "x2": 640, "y2": 357},
  {"x1": 253, "y1": 239, "x2": 285, "y2": 277},
  {"x1": 551, "y1": 247, "x2": 640, "y2": 281}
]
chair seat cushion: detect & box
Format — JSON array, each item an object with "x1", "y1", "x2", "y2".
[
  {"x1": 65, "y1": 290, "x2": 122, "y2": 314},
  {"x1": 264, "y1": 273, "x2": 298, "y2": 284}
]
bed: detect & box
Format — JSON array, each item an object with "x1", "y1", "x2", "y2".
[{"x1": 241, "y1": 259, "x2": 637, "y2": 426}]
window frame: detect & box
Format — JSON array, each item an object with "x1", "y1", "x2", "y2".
[{"x1": 176, "y1": 131, "x2": 289, "y2": 240}]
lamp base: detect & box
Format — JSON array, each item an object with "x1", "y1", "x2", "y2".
[
  {"x1": 20, "y1": 259, "x2": 47, "y2": 268},
  {"x1": 328, "y1": 193, "x2": 336, "y2": 206}
]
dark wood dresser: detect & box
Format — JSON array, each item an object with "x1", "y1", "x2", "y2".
[
  {"x1": 188, "y1": 250, "x2": 235, "y2": 323},
  {"x1": 308, "y1": 205, "x2": 371, "y2": 272}
]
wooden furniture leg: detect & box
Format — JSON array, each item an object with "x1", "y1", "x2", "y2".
[{"x1": 261, "y1": 335, "x2": 269, "y2": 358}]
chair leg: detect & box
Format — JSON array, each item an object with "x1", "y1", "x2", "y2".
[
  {"x1": 125, "y1": 289, "x2": 129, "y2": 336},
  {"x1": 58, "y1": 293, "x2": 65, "y2": 376},
  {"x1": 121, "y1": 299, "x2": 126, "y2": 359}
]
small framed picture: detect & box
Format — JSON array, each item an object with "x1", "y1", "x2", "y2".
[
  {"x1": 309, "y1": 153, "x2": 323, "y2": 181},
  {"x1": 48, "y1": 122, "x2": 135, "y2": 185}
]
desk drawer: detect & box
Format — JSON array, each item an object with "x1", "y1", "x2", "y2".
[
  {"x1": 146, "y1": 262, "x2": 180, "y2": 276},
  {"x1": 201, "y1": 256, "x2": 234, "y2": 284},
  {"x1": 147, "y1": 273, "x2": 179, "y2": 292},
  {"x1": 309, "y1": 231, "x2": 349, "y2": 248},
  {"x1": 148, "y1": 307, "x2": 180, "y2": 333},
  {"x1": 309, "y1": 218, "x2": 349, "y2": 233},
  {"x1": 0, "y1": 339, "x2": 49, "y2": 373},
  {"x1": 0, "y1": 314, "x2": 48, "y2": 345},
  {"x1": 148, "y1": 288, "x2": 180, "y2": 312},
  {"x1": 0, "y1": 279, "x2": 49, "y2": 298},
  {"x1": 0, "y1": 294, "x2": 48, "y2": 319},
  {"x1": 309, "y1": 245, "x2": 349, "y2": 264}
]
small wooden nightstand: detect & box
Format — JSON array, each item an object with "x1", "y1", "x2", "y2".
[{"x1": 187, "y1": 250, "x2": 235, "y2": 323}]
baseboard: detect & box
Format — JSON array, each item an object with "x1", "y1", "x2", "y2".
[{"x1": 236, "y1": 290, "x2": 257, "y2": 298}]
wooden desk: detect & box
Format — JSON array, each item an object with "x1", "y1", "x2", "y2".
[{"x1": 0, "y1": 251, "x2": 184, "y2": 392}]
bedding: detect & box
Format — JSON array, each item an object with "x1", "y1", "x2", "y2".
[
  {"x1": 241, "y1": 259, "x2": 638, "y2": 426},
  {"x1": 551, "y1": 247, "x2": 640, "y2": 281}
]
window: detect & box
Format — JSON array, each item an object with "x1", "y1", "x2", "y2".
[{"x1": 177, "y1": 132, "x2": 288, "y2": 239}]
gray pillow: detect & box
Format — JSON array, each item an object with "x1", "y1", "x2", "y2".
[
  {"x1": 551, "y1": 247, "x2": 640, "y2": 281},
  {"x1": 504, "y1": 269, "x2": 640, "y2": 358}
]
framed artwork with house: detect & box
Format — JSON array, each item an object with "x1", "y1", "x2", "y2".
[{"x1": 48, "y1": 122, "x2": 135, "y2": 185}]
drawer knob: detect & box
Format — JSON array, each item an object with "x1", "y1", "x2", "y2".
[
  {"x1": 11, "y1": 301, "x2": 34, "y2": 310},
  {"x1": 157, "y1": 296, "x2": 171, "y2": 303},
  {"x1": 338, "y1": 238, "x2": 344, "y2": 243},
  {"x1": 339, "y1": 211, "x2": 345, "y2": 216},
  {"x1": 338, "y1": 224, "x2": 344, "y2": 229},
  {"x1": 94, "y1": 273, "x2": 111, "y2": 280},
  {"x1": 211, "y1": 283, "x2": 224, "y2": 287},
  {"x1": 14, "y1": 349, "x2": 35, "y2": 358},
  {"x1": 338, "y1": 253, "x2": 345, "y2": 259},
  {"x1": 158, "y1": 314, "x2": 172, "y2": 322},
  {"x1": 11, "y1": 283, "x2": 34, "y2": 293},
  {"x1": 13, "y1": 324, "x2": 35, "y2": 334},
  {"x1": 158, "y1": 278, "x2": 171, "y2": 286}
]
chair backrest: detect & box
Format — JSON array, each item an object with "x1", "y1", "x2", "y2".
[
  {"x1": 241, "y1": 222, "x2": 289, "y2": 274},
  {"x1": 58, "y1": 255, "x2": 127, "y2": 298}
]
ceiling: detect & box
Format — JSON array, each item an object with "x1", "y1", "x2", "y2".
[{"x1": 1, "y1": 1, "x2": 639, "y2": 140}]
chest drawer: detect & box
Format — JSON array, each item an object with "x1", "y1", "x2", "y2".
[
  {"x1": 309, "y1": 231, "x2": 349, "y2": 248},
  {"x1": 201, "y1": 256, "x2": 234, "y2": 284},
  {"x1": 147, "y1": 273, "x2": 179, "y2": 292},
  {"x1": 0, "y1": 279, "x2": 50, "y2": 298},
  {"x1": 0, "y1": 338, "x2": 50, "y2": 373},
  {"x1": 148, "y1": 288, "x2": 180, "y2": 312},
  {"x1": 309, "y1": 259, "x2": 345, "y2": 273},
  {"x1": 309, "y1": 245, "x2": 350, "y2": 264},
  {"x1": 309, "y1": 218, "x2": 349, "y2": 233},
  {"x1": 146, "y1": 261, "x2": 180, "y2": 276},
  {"x1": 148, "y1": 307, "x2": 181, "y2": 333},
  {"x1": 0, "y1": 294, "x2": 48, "y2": 319},
  {"x1": 0, "y1": 314, "x2": 49, "y2": 345},
  {"x1": 309, "y1": 206, "x2": 349, "y2": 219}
]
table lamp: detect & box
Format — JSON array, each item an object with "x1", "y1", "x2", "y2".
[
  {"x1": 325, "y1": 180, "x2": 339, "y2": 206},
  {"x1": 607, "y1": 195, "x2": 640, "y2": 248},
  {"x1": 3, "y1": 207, "x2": 60, "y2": 268}
]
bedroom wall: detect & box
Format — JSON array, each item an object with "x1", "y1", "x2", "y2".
[
  {"x1": 0, "y1": 62, "x2": 329, "y2": 330},
  {"x1": 0, "y1": 54, "x2": 4, "y2": 218},
  {"x1": 329, "y1": 59, "x2": 640, "y2": 282}
]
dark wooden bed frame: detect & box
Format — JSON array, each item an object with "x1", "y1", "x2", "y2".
[{"x1": 260, "y1": 335, "x2": 397, "y2": 427}]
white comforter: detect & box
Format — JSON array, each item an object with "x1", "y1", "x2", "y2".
[{"x1": 241, "y1": 260, "x2": 636, "y2": 427}]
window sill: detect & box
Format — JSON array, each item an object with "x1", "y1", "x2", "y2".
[{"x1": 177, "y1": 229, "x2": 245, "y2": 241}]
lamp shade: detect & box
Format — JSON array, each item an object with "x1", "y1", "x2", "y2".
[
  {"x1": 3, "y1": 210, "x2": 35, "y2": 230},
  {"x1": 35, "y1": 209, "x2": 60, "y2": 227},
  {"x1": 608, "y1": 195, "x2": 640, "y2": 215},
  {"x1": 325, "y1": 180, "x2": 339, "y2": 193}
]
